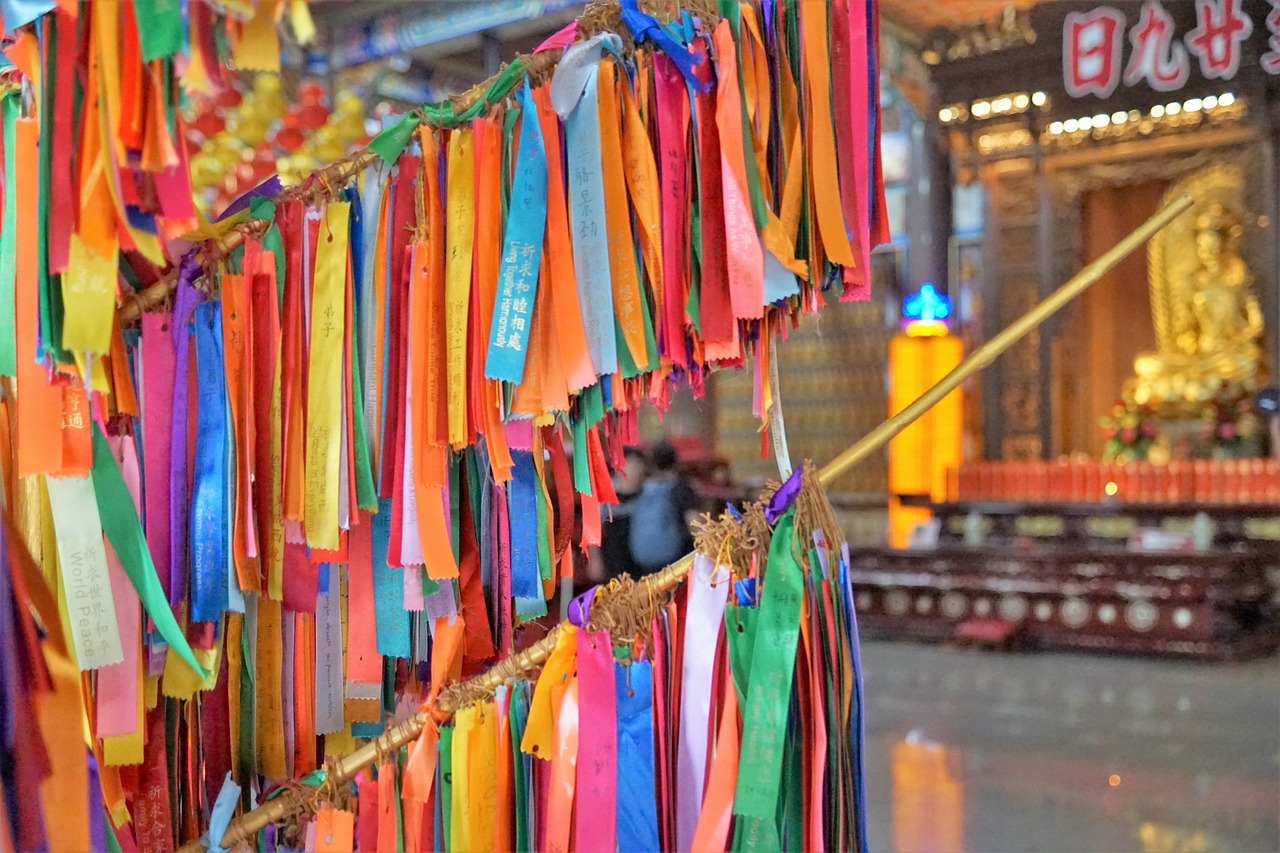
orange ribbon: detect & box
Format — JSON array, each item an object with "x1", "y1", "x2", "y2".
[{"x1": 402, "y1": 616, "x2": 466, "y2": 803}]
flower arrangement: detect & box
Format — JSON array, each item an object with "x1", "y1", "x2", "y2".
[
  {"x1": 1198, "y1": 392, "x2": 1259, "y2": 456},
  {"x1": 1100, "y1": 400, "x2": 1159, "y2": 462}
]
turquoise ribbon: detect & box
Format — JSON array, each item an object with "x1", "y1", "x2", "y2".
[
  {"x1": 372, "y1": 498, "x2": 410, "y2": 658},
  {"x1": 486, "y1": 82, "x2": 548, "y2": 384}
]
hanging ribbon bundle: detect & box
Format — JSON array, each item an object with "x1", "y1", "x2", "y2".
[
  {"x1": 226, "y1": 463, "x2": 867, "y2": 852},
  {"x1": 0, "y1": 0, "x2": 885, "y2": 849},
  {"x1": 0, "y1": 0, "x2": 315, "y2": 431}
]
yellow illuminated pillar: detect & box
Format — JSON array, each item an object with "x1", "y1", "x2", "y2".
[{"x1": 888, "y1": 290, "x2": 963, "y2": 547}]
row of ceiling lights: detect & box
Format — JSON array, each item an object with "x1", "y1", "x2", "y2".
[
  {"x1": 1045, "y1": 92, "x2": 1236, "y2": 135},
  {"x1": 939, "y1": 91, "x2": 1048, "y2": 123}
]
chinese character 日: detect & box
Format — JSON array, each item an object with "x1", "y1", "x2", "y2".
[
  {"x1": 1064, "y1": 7, "x2": 1126, "y2": 97},
  {"x1": 1125, "y1": 1, "x2": 1190, "y2": 90},
  {"x1": 1186, "y1": 0, "x2": 1254, "y2": 81}
]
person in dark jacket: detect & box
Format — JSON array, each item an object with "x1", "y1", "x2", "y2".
[
  {"x1": 598, "y1": 445, "x2": 649, "y2": 580},
  {"x1": 628, "y1": 441, "x2": 699, "y2": 575}
]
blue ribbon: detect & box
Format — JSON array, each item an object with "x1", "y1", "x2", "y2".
[
  {"x1": 839, "y1": 550, "x2": 869, "y2": 851},
  {"x1": 0, "y1": 0, "x2": 53, "y2": 32},
  {"x1": 615, "y1": 660, "x2": 660, "y2": 851},
  {"x1": 508, "y1": 451, "x2": 542, "y2": 601},
  {"x1": 486, "y1": 82, "x2": 548, "y2": 384},
  {"x1": 190, "y1": 302, "x2": 229, "y2": 623},
  {"x1": 619, "y1": 0, "x2": 708, "y2": 90},
  {"x1": 764, "y1": 251, "x2": 801, "y2": 304},
  {"x1": 201, "y1": 772, "x2": 241, "y2": 852}
]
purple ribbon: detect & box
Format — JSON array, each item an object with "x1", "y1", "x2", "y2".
[
  {"x1": 568, "y1": 586, "x2": 598, "y2": 628},
  {"x1": 168, "y1": 254, "x2": 203, "y2": 607},
  {"x1": 87, "y1": 755, "x2": 104, "y2": 852},
  {"x1": 764, "y1": 467, "x2": 803, "y2": 524},
  {"x1": 214, "y1": 174, "x2": 283, "y2": 222}
]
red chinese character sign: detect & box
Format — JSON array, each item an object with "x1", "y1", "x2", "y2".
[
  {"x1": 1263, "y1": 0, "x2": 1280, "y2": 72},
  {"x1": 1064, "y1": 7, "x2": 1126, "y2": 97},
  {"x1": 1063, "y1": 0, "x2": 1279, "y2": 99},
  {"x1": 1186, "y1": 0, "x2": 1254, "y2": 79},
  {"x1": 1125, "y1": 1, "x2": 1190, "y2": 90}
]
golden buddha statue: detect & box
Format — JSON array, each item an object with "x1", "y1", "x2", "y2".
[{"x1": 1129, "y1": 202, "x2": 1266, "y2": 409}]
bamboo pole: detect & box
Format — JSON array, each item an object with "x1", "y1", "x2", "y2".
[{"x1": 187, "y1": 191, "x2": 1194, "y2": 851}]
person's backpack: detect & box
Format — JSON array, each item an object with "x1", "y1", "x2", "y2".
[{"x1": 628, "y1": 478, "x2": 686, "y2": 569}]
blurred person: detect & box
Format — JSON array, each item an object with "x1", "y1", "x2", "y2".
[
  {"x1": 629, "y1": 440, "x2": 699, "y2": 575},
  {"x1": 1259, "y1": 386, "x2": 1279, "y2": 456},
  {"x1": 597, "y1": 445, "x2": 649, "y2": 580}
]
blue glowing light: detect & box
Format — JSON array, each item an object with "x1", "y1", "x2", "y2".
[{"x1": 902, "y1": 283, "x2": 953, "y2": 323}]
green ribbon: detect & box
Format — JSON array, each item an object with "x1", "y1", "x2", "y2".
[
  {"x1": 238, "y1": 612, "x2": 256, "y2": 781},
  {"x1": 422, "y1": 58, "x2": 532, "y2": 129},
  {"x1": 448, "y1": 458, "x2": 461, "y2": 563},
  {"x1": 263, "y1": 769, "x2": 326, "y2": 800},
  {"x1": 572, "y1": 416, "x2": 592, "y2": 495},
  {"x1": 464, "y1": 448, "x2": 482, "y2": 532},
  {"x1": 733, "y1": 509, "x2": 803, "y2": 824},
  {"x1": 725, "y1": 605, "x2": 758, "y2": 711},
  {"x1": 0, "y1": 89, "x2": 19, "y2": 376},
  {"x1": 38, "y1": 15, "x2": 65, "y2": 364},
  {"x1": 510, "y1": 684, "x2": 531, "y2": 852},
  {"x1": 132, "y1": 0, "x2": 184, "y2": 61},
  {"x1": 439, "y1": 725, "x2": 454, "y2": 846},
  {"x1": 367, "y1": 113, "x2": 421, "y2": 166},
  {"x1": 104, "y1": 814, "x2": 123, "y2": 853},
  {"x1": 368, "y1": 58, "x2": 538, "y2": 166},
  {"x1": 350, "y1": 313, "x2": 378, "y2": 511},
  {"x1": 534, "y1": 465, "x2": 552, "y2": 581},
  {"x1": 90, "y1": 425, "x2": 207, "y2": 678}
]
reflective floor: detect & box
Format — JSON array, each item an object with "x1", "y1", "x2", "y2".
[{"x1": 861, "y1": 641, "x2": 1280, "y2": 853}]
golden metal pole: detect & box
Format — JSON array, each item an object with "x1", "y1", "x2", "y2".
[
  {"x1": 196, "y1": 192, "x2": 1194, "y2": 851},
  {"x1": 819, "y1": 192, "x2": 1194, "y2": 484}
]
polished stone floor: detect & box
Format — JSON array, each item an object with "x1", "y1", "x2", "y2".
[{"x1": 860, "y1": 641, "x2": 1280, "y2": 853}]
